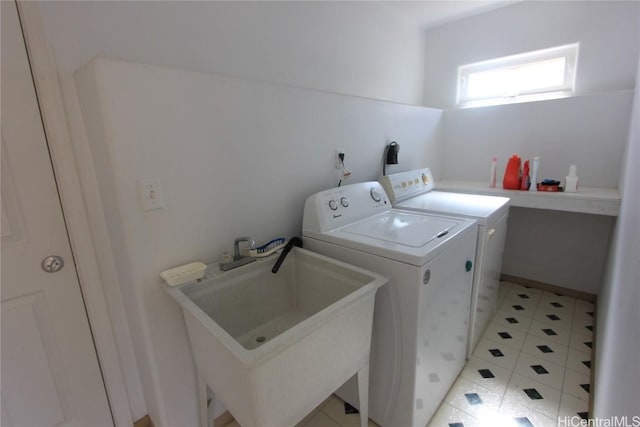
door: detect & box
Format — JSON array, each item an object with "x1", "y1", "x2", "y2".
[{"x1": 1, "y1": 2, "x2": 114, "y2": 426}]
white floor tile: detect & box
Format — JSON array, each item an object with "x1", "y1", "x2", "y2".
[
  {"x1": 301, "y1": 411, "x2": 341, "y2": 427},
  {"x1": 521, "y1": 335, "x2": 569, "y2": 367},
  {"x1": 572, "y1": 305, "x2": 595, "y2": 326},
  {"x1": 538, "y1": 291, "x2": 576, "y2": 308},
  {"x1": 513, "y1": 352, "x2": 565, "y2": 391},
  {"x1": 558, "y1": 393, "x2": 590, "y2": 421},
  {"x1": 493, "y1": 310, "x2": 534, "y2": 333},
  {"x1": 500, "y1": 295, "x2": 539, "y2": 315},
  {"x1": 568, "y1": 330, "x2": 593, "y2": 353},
  {"x1": 444, "y1": 377, "x2": 503, "y2": 421},
  {"x1": 473, "y1": 337, "x2": 521, "y2": 370},
  {"x1": 565, "y1": 347, "x2": 592, "y2": 376},
  {"x1": 503, "y1": 373, "x2": 561, "y2": 420},
  {"x1": 574, "y1": 299, "x2": 594, "y2": 313},
  {"x1": 320, "y1": 395, "x2": 379, "y2": 427},
  {"x1": 570, "y1": 317, "x2": 594, "y2": 336},
  {"x1": 459, "y1": 357, "x2": 512, "y2": 396},
  {"x1": 427, "y1": 402, "x2": 482, "y2": 427},
  {"x1": 562, "y1": 369, "x2": 591, "y2": 402},
  {"x1": 498, "y1": 398, "x2": 558, "y2": 427},
  {"x1": 532, "y1": 309, "x2": 573, "y2": 331},
  {"x1": 482, "y1": 322, "x2": 527, "y2": 351},
  {"x1": 527, "y1": 320, "x2": 572, "y2": 346}
]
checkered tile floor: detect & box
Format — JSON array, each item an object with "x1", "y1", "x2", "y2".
[
  {"x1": 427, "y1": 281, "x2": 594, "y2": 427},
  {"x1": 222, "y1": 281, "x2": 594, "y2": 427}
]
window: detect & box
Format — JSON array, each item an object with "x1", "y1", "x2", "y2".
[{"x1": 457, "y1": 43, "x2": 579, "y2": 107}]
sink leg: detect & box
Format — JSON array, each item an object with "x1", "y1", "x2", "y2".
[
  {"x1": 357, "y1": 363, "x2": 369, "y2": 427},
  {"x1": 197, "y1": 374, "x2": 208, "y2": 427}
]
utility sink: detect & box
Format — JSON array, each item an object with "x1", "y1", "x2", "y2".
[{"x1": 165, "y1": 247, "x2": 386, "y2": 427}]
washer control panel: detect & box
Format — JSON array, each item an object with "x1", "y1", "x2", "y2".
[
  {"x1": 303, "y1": 182, "x2": 390, "y2": 232},
  {"x1": 380, "y1": 168, "x2": 435, "y2": 203}
]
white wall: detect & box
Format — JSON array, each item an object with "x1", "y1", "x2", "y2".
[
  {"x1": 424, "y1": 0, "x2": 639, "y2": 293},
  {"x1": 74, "y1": 57, "x2": 443, "y2": 427},
  {"x1": 36, "y1": 2, "x2": 433, "y2": 423},
  {"x1": 423, "y1": 1, "x2": 640, "y2": 108},
  {"x1": 594, "y1": 58, "x2": 640, "y2": 420},
  {"x1": 38, "y1": 0, "x2": 426, "y2": 105}
]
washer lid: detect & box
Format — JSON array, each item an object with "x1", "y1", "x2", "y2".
[
  {"x1": 341, "y1": 211, "x2": 457, "y2": 248},
  {"x1": 396, "y1": 191, "x2": 510, "y2": 225}
]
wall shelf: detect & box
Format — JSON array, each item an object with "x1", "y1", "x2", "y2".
[{"x1": 435, "y1": 181, "x2": 620, "y2": 216}]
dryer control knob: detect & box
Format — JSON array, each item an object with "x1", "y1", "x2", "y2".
[
  {"x1": 370, "y1": 188, "x2": 382, "y2": 202},
  {"x1": 340, "y1": 197, "x2": 349, "y2": 207},
  {"x1": 422, "y1": 173, "x2": 429, "y2": 185},
  {"x1": 328, "y1": 200, "x2": 338, "y2": 210}
]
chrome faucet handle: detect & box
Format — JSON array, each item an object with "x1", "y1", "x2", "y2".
[{"x1": 233, "y1": 236, "x2": 255, "y2": 260}]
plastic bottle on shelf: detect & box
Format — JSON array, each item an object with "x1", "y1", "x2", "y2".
[
  {"x1": 520, "y1": 160, "x2": 530, "y2": 190},
  {"x1": 503, "y1": 154, "x2": 521, "y2": 190},
  {"x1": 530, "y1": 156, "x2": 540, "y2": 192},
  {"x1": 490, "y1": 157, "x2": 497, "y2": 188},
  {"x1": 565, "y1": 164, "x2": 579, "y2": 192}
]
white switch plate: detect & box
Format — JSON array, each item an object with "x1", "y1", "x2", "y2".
[{"x1": 139, "y1": 179, "x2": 165, "y2": 210}]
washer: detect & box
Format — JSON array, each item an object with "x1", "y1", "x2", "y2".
[
  {"x1": 380, "y1": 168, "x2": 510, "y2": 358},
  {"x1": 302, "y1": 182, "x2": 477, "y2": 427}
]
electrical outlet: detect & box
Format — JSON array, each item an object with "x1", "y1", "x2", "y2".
[
  {"x1": 335, "y1": 149, "x2": 345, "y2": 169},
  {"x1": 139, "y1": 179, "x2": 165, "y2": 211}
]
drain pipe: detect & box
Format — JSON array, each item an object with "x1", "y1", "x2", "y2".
[{"x1": 271, "y1": 237, "x2": 303, "y2": 274}]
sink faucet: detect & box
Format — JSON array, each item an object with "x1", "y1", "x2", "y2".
[
  {"x1": 220, "y1": 236, "x2": 257, "y2": 271},
  {"x1": 234, "y1": 236, "x2": 255, "y2": 260}
]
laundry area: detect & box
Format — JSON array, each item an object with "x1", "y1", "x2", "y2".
[{"x1": 1, "y1": 1, "x2": 639, "y2": 427}]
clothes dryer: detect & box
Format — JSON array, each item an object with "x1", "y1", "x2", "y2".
[{"x1": 380, "y1": 168, "x2": 510, "y2": 358}]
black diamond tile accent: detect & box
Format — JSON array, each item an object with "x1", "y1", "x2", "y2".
[
  {"x1": 580, "y1": 383, "x2": 591, "y2": 393},
  {"x1": 537, "y1": 345, "x2": 554, "y2": 353},
  {"x1": 542, "y1": 328, "x2": 557, "y2": 336},
  {"x1": 584, "y1": 341, "x2": 593, "y2": 349},
  {"x1": 587, "y1": 311, "x2": 594, "y2": 317},
  {"x1": 512, "y1": 305, "x2": 525, "y2": 311},
  {"x1": 586, "y1": 325, "x2": 593, "y2": 331},
  {"x1": 344, "y1": 402, "x2": 359, "y2": 414},
  {"x1": 449, "y1": 423, "x2": 464, "y2": 427},
  {"x1": 518, "y1": 293, "x2": 530, "y2": 299},
  {"x1": 578, "y1": 412, "x2": 590, "y2": 420},
  {"x1": 498, "y1": 332, "x2": 512, "y2": 339},
  {"x1": 531, "y1": 364, "x2": 549, "y2": 375},
  {"x1": 465, "y1": 393, "x2": 483, "y2": 405},
  {"x1": 478, "y1": 369, "x2": 495, "y2": 379},
  {"x1": 550, "y1": 302, "x2": 564, "y2": 308},
  {"x1": 546, "y1": 314, "x2": 561, "y2": 321},
  {"x1": 514, "y1": 417, "x2": 534, "y2": 427},
  {"x1": 582, "y1": 360, "x2": 591, "y2": 369},
  {"x1": 489, "y1": 348, "x2": 504, "y2": 357},
  {"x1": 523, "y1": 388, "x2": 544, "y2": 400},
  {"x1": 506, "y1": 317, "x2": 519, "y2": 324}
]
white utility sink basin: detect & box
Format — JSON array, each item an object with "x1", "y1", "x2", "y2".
[{"x1": 165, "y1": 247, "x2": 386, "y2": 427}]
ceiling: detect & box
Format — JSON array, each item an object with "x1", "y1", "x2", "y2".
[{"x1": 380, "y1": 0, "x2": 518, "y2": 30}]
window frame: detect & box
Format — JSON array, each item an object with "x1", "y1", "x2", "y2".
[{"x1": 457, "y1": 43, "x2": 579, "y2": 107}]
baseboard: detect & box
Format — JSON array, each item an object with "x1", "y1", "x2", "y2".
[
  {"x1": 133, "y1": 415, "x2": 154, "y2": 427},
  {"x1": 501, "y1": 274, "x2": 597, "y2": 302},
  {"x1": 214, "y1": 411, "x2": 234, "y2": 427}
]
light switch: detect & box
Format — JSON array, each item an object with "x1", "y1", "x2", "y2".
[{"x1": 139, "y1": 179, "x2": 165, "y2": 211}]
